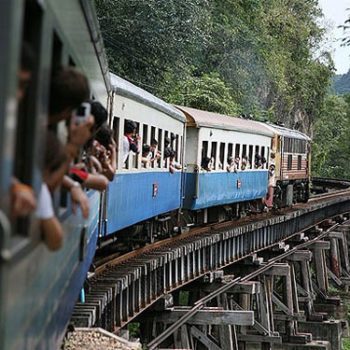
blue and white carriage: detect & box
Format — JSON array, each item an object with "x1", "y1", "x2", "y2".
[
  {"x1": 105, "y1": 74, "x2": 186, "y2": 237},
  {"x1": 179, "y1": 106, "x2": 274, "y2": 221}
]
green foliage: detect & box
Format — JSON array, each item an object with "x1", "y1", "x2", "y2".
[
  {"x1": 95, "y1": 0, "x2": 333, "y2": 130},
  {"x1": 333, "y1": 71, "x2": 350, "y2": 95},
  {"x1": 312, "y1": 94, "x2": 350, "y2": 178},
  {"x1": 164, "y1": 72, "x2": 239, "y2": 115}
]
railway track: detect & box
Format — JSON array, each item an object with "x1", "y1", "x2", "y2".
[{"x1": 70, "y1": 185, "x2": 350, "y2": 339}]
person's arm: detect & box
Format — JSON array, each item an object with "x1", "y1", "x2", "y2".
[
  {"x1": 62, "y1": 175, "x2": 89, "y2": 219},
  {"x1": 11, "y1": 178, "x2": 36, "y2": 217},
  {"x1": 83, "y1": 173, "x2": 109, "y2": 191},
  {"x1": 41, "y1": 217, "x2": 63, "y2": 251}
]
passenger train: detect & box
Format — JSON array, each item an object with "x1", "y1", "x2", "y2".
[{"x1": 0, "y1": 1, "x2": 310, "y2": 349}]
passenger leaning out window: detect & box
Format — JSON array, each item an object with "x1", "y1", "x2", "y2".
[
  {"x1": 123, "y1": 120, "x2": 140, "y2": 164},
  {"x1": 36, "y1": 131, "x2": 68, "y2": 251}
]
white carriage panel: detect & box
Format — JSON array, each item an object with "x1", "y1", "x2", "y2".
[
  {"x1": 113, "y1": 96, "x2": 184, "y2": 171},
  {"x1": 185, "y1": 128, "x2": 199, "y2": 172},
  {"x1": 197, "y1": 127, "x2": 271, "y2": 171}
]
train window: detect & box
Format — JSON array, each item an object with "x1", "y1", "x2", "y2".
[
  {"x1": 228, "y1": 143, "x2": 233, "y2": 159},
  {"x1": 51, "y1": 32, "x2": 63, "y2": 72},
  {"x1": 112, "y1": 117, "x2": 120, "y2": 169},
  {"x1": 297, "y1": 155, "x2": 302, "y2": 170},
  {"x1": 242, "y1": 144, "x2": 247, "y2": 169},
  {"x1": 235, "y1": 144, "x2": 240, "y2": 158},
  {"x1": 248, "y1": 145, "x2": 253, "y2": 169},
  {"x1": 287, "y1": 154, "x2": 292, "y2": 170},
  {"x1": 219, "y1": 143, "x2": 225, "y2": 170},
  {"x1": 267, "y1": 147, "x2": 270, "y2": 168},
  {"x1": 261, "y1": 146, "x2": 265, "y2": 160},
  {"x1": 133, "y1": 122, "x2": 140, "y2": 169},
  {"x1": 202, "y1": 141, "x2": 208, "y2": 159},
  {"x1": 142, "y1": 124, "x2": 148, "y2": 145},
  {"x1": 164, "y1": 131, "x2": 169, "y2": 168},
  {"x1": 211, "y1": 142, "x2": 217, "y2": 169},
  {"x1": 158, "y1": 129, "x2": 163, "y2": 168}
]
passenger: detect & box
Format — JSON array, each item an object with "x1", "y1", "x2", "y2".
[
  {"x1": 142, "y1": 144, "x2": 151, "y2": 167},
  {"x1": 264, "y1": 164, "x2": 276, "y2": 209},
  {"x1": 169, "y1": 150, "x2": 182, "y2": 173},
  {"x1": 49, "y1": 67, "x2": 90, "y2": 124},
  {"x1": 255, "y1": 154, "x2": 262, "y2": 169},
  {"x1": 149, "y1": 138, "x2": 161, "y2": 164},
  {"x1": 11, "y1": 42, "x2": 37, "y2": 217},
  {"x1": 36, "y1": 131, "x2": 67, "y2": 251},
  {"x1": 241, "y1": 156, "x2": 248, "y2": 170},
  {"x1": 123, "y1": 119, "x2": 140, "y2": 164},
  {"x1": 94, "y1": 124, "x2": 117, "y2": 181},
  {"x1": 201, "y1": 156, "x2": 211, "y2": 171},
  {"x1": 261, "y1": 156, "x2": 267, "y2": 168},
  {"x1": 227, "y1": 156, "x2": 239, "y2": 173}
]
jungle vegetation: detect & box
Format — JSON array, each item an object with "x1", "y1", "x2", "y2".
[{"x1": 95, "y1": 0, "x2": 350, "y2": 178}]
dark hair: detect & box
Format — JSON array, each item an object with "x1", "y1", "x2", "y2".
[
  {"x1": 164, "y1": 137, "x2": 171, "y2": 146},
  {"x1": 49, "y1": 67, "x2": 90, "y2": 115},
  {"x1": 95, "y1": 124, "x2": 113, "y2": 149},
  {"x1": 44, "y1": 131, "x2": 67, "y2": 173},
  {"x1": 201, "y1": 156, "x2": 211, "y2": 168},
  {"x1": 21, "y1": 42, "x2": 35, "y2": 72},
  {"x1": 124, "y1": 119, "x2": 136, "y2": 134},
  {"x1": 142, "y1": 144, "x2": 150, "y2": 154},
  {"x1": 90, "y1": 101, "x2": 108, "y2": 129},
  {"x1": 151, "y1": 138, "x2": 158, "y2": 146},
  {"x1": 164, "y1": 146, "x2": 172, "y2": 158}
]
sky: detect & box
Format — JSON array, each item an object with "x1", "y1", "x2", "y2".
[{"x1": 318, "y1": 0, "x2": 350, "y2": 74}]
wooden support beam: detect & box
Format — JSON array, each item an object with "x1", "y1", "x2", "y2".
[
  {"x1": 155, "y1": 308, "x2": 254, "y2": 326},
  {"x1": 263, "y1": 263, "x2": 290, "y2": 276},
  {"x1": 190, "y1": 326, "x2": 222, "y2": 350},
  {"x1": 286, "y1": 250, "x2": 312, "y2": 262},
  {"x1": 237, "y1": 334, "x2": 282, "y2": 344},
  {"x1": 310, "y1": 241, "x2": 330, "y2": 250}
]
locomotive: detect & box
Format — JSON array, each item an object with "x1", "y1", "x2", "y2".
[{"x1": 0, "y1": 1, "x2": 311, "y2": 349}]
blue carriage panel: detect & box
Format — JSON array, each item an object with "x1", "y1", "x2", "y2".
[
  {"x1": 183, "y1": 171, "x2": 268, "y2": 210},
  {"x1": 107, "y1": 171, "x2": 182, "y2": 234}
]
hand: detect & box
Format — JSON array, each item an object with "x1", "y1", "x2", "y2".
[
  {"x1": 11, "y1": 184, "x2": 36, "y2": 217},
  {"x1": 70, "y1": 185, "x2": 89, "y2": 219},
  {"x1": 69, "y1": 115, "x2": 94, "y2": 147}
]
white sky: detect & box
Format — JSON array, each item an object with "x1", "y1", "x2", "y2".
[{"x1": 318, "y1": 0, "x2": 350, "y2": 74}]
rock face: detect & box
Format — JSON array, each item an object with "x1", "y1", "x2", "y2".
[{"x1": 63, "y1": 328, "x2": 142, "y2": 350}]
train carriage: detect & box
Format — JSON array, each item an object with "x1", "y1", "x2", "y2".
[
  {"x1": 265, "y1": 124, "x2": 311, "y2": 205},
  {"x1": 105, "y1": 74, "x2": 186, "y2": 239},
  {"x1": 179, "y1": 106, "x2": 274, "y2": 223},
  {"x1": 0, "y1": 1, "x2": 109, "y2": 349}
]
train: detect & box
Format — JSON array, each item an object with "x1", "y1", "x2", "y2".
[{"x1": 0, "y1": 1, "x2": 311, "y2": 350}]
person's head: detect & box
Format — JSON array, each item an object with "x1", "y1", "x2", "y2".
[
  {"x1": 269, "y1": 164, "x2": 275, "y2": 171},
  {"x1": 164, "y1": 147, "x2": 172, "y2": 159},
  {"x1": 18, "y1": 42, "x2": 35, "y2": 100},
  {"x1": 49, "y1": 67, "x2": 90, "y2": 124},
  {"x1": 90, "y1": 101, "x2": 108, "y2": 131},
  {"x1": 164, "y1": 137, "x2": 171, "y2": 147},
  {"x1": 142, "y1": 144, "x2": 151, "y2": 156},
  {"x1": 43, "y1": 131, "x2": 68, "y2": 191},
  {"x1": 261, "y1": 157, "x2": 267, "y2": 164},
  {"x1": 270, "y1": 152, "x2": 275, "y2": 159},
  {"x1": 95, "y1": 124, "x2": 113, "y2": 149},
  {"x1": 227, "y1": 156, "x2": 234, "y2": 164},
  {"x1": 235, "y1": 157, "x2": 240, "y2": 163},
  {"x1": 201, "y1": 156, "x2": 210, "y2": 168},
  {"x1": 124, "y1": 119, "x2": 136, "y2": 135},
  {"x1": 169, "y1": 149, "x2": 176, "y2": 160},
  {"x1": 150, "y1": 138, "x2": 158, "y2": 151}
]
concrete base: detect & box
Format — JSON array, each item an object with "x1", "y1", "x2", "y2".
[{"x1": 298, "y1": 320, "x2": 342, "y2": 350}]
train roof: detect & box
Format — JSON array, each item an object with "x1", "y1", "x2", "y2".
[
  {"x1": 176, "y1": 106, "x2": 274, "y2": 137},
  {"x1": 110, "y1": 73, "x2": 186, "y2": 123},
  {"x1": 263, "y1": 123, "x2": 311, "y2": 141}
]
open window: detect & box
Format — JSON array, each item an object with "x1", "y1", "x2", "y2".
[
  {"x1": 211, "y1": 142, "x2": 217, "y2": 170},
  {"x1": 287, "y1": 154, "x2": 292, "y2": 170},
  {"x1": 219, "y1": 143, "x2": 225, "y2": 170},
  {"x1": 297, "y1": 155, "x2": 302, "y2": 170},
  {"x1": 112, "y1": 117, "x2": 120, "y2": 169},
  {"x1": 248, "y1": 145, "x2": 253, "y2": 169}
]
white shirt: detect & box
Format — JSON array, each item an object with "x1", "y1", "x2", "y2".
[{"x1": 35, "y1": 183, "x2": 54, "y2": 220}]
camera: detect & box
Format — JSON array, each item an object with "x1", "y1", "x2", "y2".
[{"x1": 72, "y1": 102, "x2": 91, "y2": 124}]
